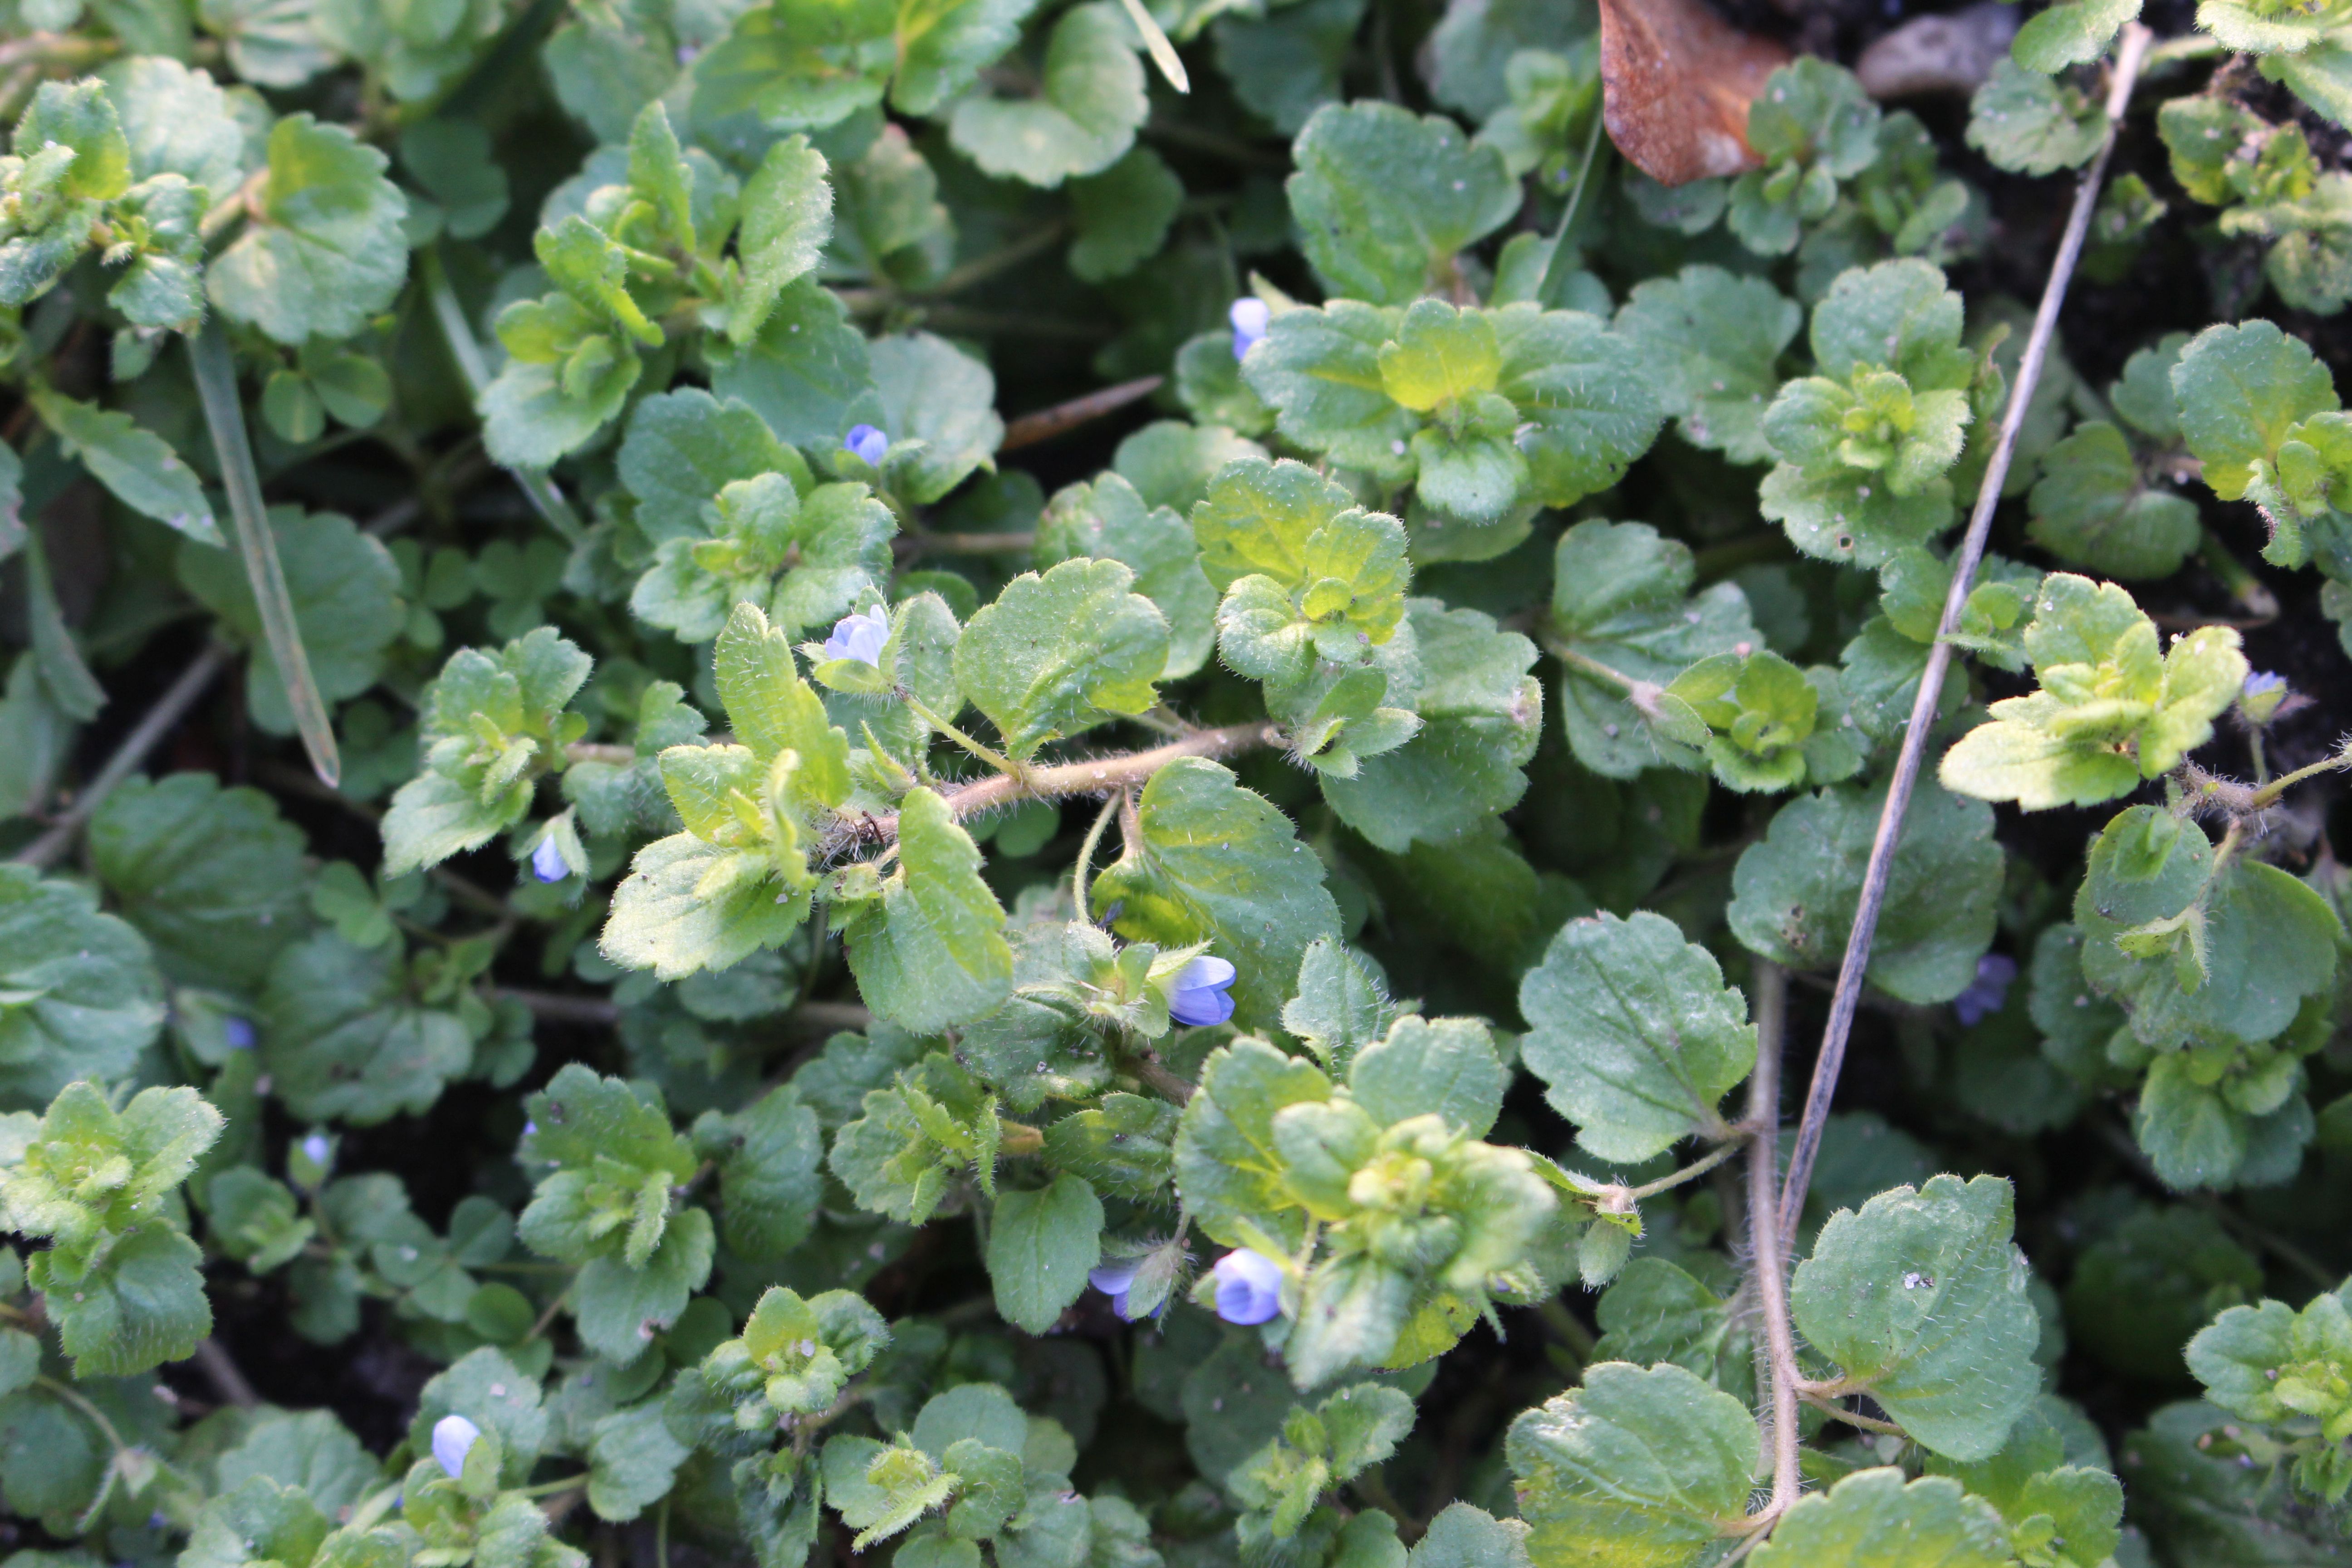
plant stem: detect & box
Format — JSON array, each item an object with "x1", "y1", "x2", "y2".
[
  {"x1": 1534, "y1": 107, "x2": 1607, "y2": 310},
  {"x1": 1744, "y1": 959, "x2": 1803, "y2": 1523},
  {"x1": 1001, "y1": 375, "x2": 1166, "y2": 452},
  {"x1": 421, "y1": 245, "x2": 586, "y2": 544},
  {"x1": 896, "y1": 531, "x2": 1040, "y2": 559},
  {"x1": 903, "y1": 694, "x2": 1019, "y2": 775},
  {"x1": 1798, "y1": 1393, "x2": 1906, "y2": 1437},
  {"x1": 37, "y1": 1375, "x2": 129, "y2": 1455},
  {"x1": 13, "y1": 642, "x2": 230, "y2": 870},
  {"x1": 1618, "y1": 1137, "x2": 1746, "y2": 1203},
  {"x1": 2248, "y1": 745, "x2": 2352, "y2": 810},
  {"x1": 1071, "y1": 790, "x2": 1123, "y2": 922},
  {"x1": 824, "y1": 720, "x2": 1280, "y2": 855},
  {"x1": 1776, "y1": 22, "x2": 2152, "y2": 1251},
  {"x1": 486, "y1": 987, "x2": 621, "y2": 1026},
  {"x1": 189, "y1": 321, "x2": 342, "y2": 785},
  {"x1": 192, "y1": 1338, "x2": 260, "y2": 1409}
]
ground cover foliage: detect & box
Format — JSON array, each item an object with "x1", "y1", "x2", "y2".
[{"x1": 4, "y1": 0, "x2": 2352, "y2": 1562}]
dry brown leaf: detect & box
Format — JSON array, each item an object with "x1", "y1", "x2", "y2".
[{"x1": 1597, "y1": 0, "x2": 1790, "y2": 186}]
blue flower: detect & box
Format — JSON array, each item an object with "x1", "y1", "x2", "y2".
[
  {"x1": 845, "y1": 424, "x2": 889, "y2": 466},
  {"x1": 1230, "y1": 297, "x2": 1269, "y2": 360},
  {"x1": 1212, "y1": 1250, "x2": 1284, "y2": 1325},
  {"x1": 1951, "y1": 953, "x2": 2018, "y2": 1028},
  {"x1": 222, "y1": 1017, "x2": 255, "y2": 1050},
  {"x1": 1089, "y1": 1257, "x2": 1147, "y2": 1320},
  {"x1": 1168, "y1": 955, "x2": 1237, "y2": 1028},
  {"x1": 299, "y1": 1132, "x2": 332, "y2": 1168},
  {"x1": 2244, "y1": 671, "x2": 2287, "y2": 697},
  {"x1": 431, "y1": 1414, "x2": 480, "y2": 1479},
  {"x1": 530, "y1": 835, "x2": 568, "y2": 884},
  {"x1": 823, "y1": 607, "x2": 892, "y2": 667}
]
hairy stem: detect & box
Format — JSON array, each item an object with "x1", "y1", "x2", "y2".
[
  {"x1": 824, "y1": 721, "x2": 1282, "y2": 855},
  {"x1": 2249, "y1": 744, "x2": 2352, "y2": 810},
  {"x1": 13, "y1": 642, "x2": 230, "y2": 870},
  {"x1": 190, "y1": 321, "x2": 342, "y2": 785},
  {"x1": 1071, "y1": 790, "x2": 1123, "y2": 922},
  {"x1": 904, "y1": 694, "x2": 1019, "y2": 776},
  {"x1": 1744, "y1": 959, "x2": 1802, "y2": 1522},
  {"x1": 1777, "y1": 23, "x2": 2152, "y2": 1251},
  {"x1": 1001, "y1": 374, "x2": 1166, "y2": 453}
]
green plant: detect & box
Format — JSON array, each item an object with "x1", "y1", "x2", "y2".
[{"x1": 1, "y1": 3, "x2": 2351, "y2": 1567}]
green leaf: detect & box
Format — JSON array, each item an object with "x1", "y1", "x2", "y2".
[
  {"x1": 953, "y1": 558, "x2": 1170, "y2": 758},
  {"x1": 868, "y1": 333, "x2": 1005, "y2": 504},
  {"x1": 731, "y1": 134, "x2": 833, "y2": 344},
  {"x1": 985, "y1": 1173, "x2": 1103, "y2": 1333},
  {"x1": 1546, "y1": 519, "x2": 1759, "y2": 779},
  {"x1": 586, "y1": 1401, "x2": 689, "y2": 1522},
  {"x1": 634, "y1": 475, "x2": 893, "y2": 643},
  {"x1": 1967, "y1": 59, "x2": 2107, "y2": 175},
  {"x1": 1729, "y1": 59, "x2": 1881, "y2": 255},
  {"x1": 1174, "y1": 1036, "x2": 1334, "y2": 1252},
  {"x1": 1068, "y1": 147, "x2": 1183, "y2": 282},
  {"x1": 838, "y1": 788, "x2": 1014, "y2": 1033},
  {"x1": 946, "y1": 2, "x2": 1146, "y2": 187},
  {"x1": 1614, "y1": 265, "x2": 1802, "y2": 466},
  {"x1": 2169, "y1": 318, "x2": 2352, "y2": 566},
  {"x1": 1347, "y1": 1014, "x2": 1507, "y2": 1138},
  {"x1": 706, "y1": 280, "x2": 876, "y2": 451},
  {"x1": 1490, "y1": 305, "x2": 1665, "y2": 508},
  {"x1": 1213, "y1": 0, "x2": 1364, "y2": 135},
  {"x1": 712, "y1": 1084, "x2": 825, "y2": 1264},
  {"x1": 207, "y1": 113, "x2": 408, "y2": 345},
  {"x1": 1790, "y1": 1174, "x2": 2041, "y2": 1461},
  {"x1": 381, "y1": 628, "x2": 591, "y2": 875},
  {"x1": 573, "y1": 1207, "x2": 715, "y2": 1361},
  {"x1": 177, "y1": 506, "x2": 404, "y2": 737},
  {"x1": 101, "y1": 57, "x2": 243, "y2": 198},
  {"x1": 260, "y1": 932, "x2": 472, "y2": 1124},
  {"x1": 1748, "y1": 1469, "x2": 2012, "y2": 1568},
  {"x1": 1320, "y1": 600, "x2": 1540, "y2": 850},
  {"x1": 215, "y1": 1409, "x2": 383, "y2": 1518},
  {"x1": 1241, "y1": 302, "x2": 1416, "y2": 482},
  {"x1": 27, "y1": 384, "x2": 220, "y2": 544},
  {"x1": 2012, "y1": 0, "x2": 2139, "y2": 72},
  {"x1": 1925, "y1": 1409, "x2": 2125, "y2": 1568},
  {"x1": 1194, "y1": 457, "x2": 1411, "y2": 675},
  {"x1": 1036, "y1": 470, "x2": 1216, "y2": 680},
  {"x1": 1281, "y1": 938, "x2": 1395, "y2": 1074},
  {"x1": 184, "y1": 1474, "x2": 329, "y2": 1568},
  {"x1": 1093, "y1": 758, "x2": 1340, "y2": 1029},
  {"x1": 89, "y1": 772, "x2": 312, "y2": 990},
  {"x1": 1938, "y1": 574, "x2": 2248, "y2": 810},
  {"x1": 830, "y1": 1052, "x2": 1003, "y2": 1224},
  {"x1": 619, "y1": 387, "x2": 812, "y2": 546},
  {"x1": 1505, "y1": 1362, "x2": 1759, "y2": 1566},
  {"x1": 1286, "y1": 100, "x2": 1519, "y2": 306},
  {"x1": 1519, "y1": 911, "x2": 1756, "y2": 1163},
  {"x1": 0, "y1": 864, "x2": 167, "y2": 1109},
  {"x1": 35, "y1": 1200, "x2": 213, "y2": 1376},
  {"x1": 409, "y1": 1346, "x2": 550, "y2": 1483},
  {"x1": 2027, "y1": 421, "x2": 2201, "y2": 579},
  {"x1": 1729, "y1": 777, "x2": 2002, "y2": 1004}
]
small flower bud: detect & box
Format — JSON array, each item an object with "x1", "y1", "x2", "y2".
[
  {"x1": 529, "y1": 835, "x2": 568, "y2": 884},
  {"x1": 1230, "y1": 297, "x2": 1270, "y2": 360},
  {"x1": 844, "y1": 424, "x2": 889, "y2": 466},
  {"x1": 823, "y1": 607, "x2": 892, "y2": 668},
  {"x1": 1168, "y1": 955, "x2": 1237, "y2": 1028},
  {"x1": 431, "y1": 1414, "x2": 480, "y2": 1480},
  {"x1": 1211, "y1": 1250, "x2": 1284, "y2": 1325}
]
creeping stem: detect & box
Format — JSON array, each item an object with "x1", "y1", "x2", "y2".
[
  {"x1": 1775, "y1": 23, "x2": 2154, "y2": 1254},
  {"x1": 1744, "y1": 960, "x2": 1803, "y2": 1524}
]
